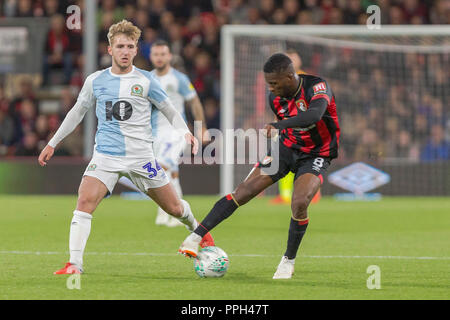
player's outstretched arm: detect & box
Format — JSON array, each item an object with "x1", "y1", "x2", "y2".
[{"x1": 37, "y1": 74, "x2": 95, "y2": 166}]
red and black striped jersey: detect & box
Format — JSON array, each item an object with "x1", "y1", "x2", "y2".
[{"x1": 268, "y1": 74, "x2": 340, "y2": 159}]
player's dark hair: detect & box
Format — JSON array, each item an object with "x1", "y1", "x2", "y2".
[
  {"x1": 152, "y1": 39, "x2": 171, "y2": 51},
  {"x1": 263, "y1": 53, "x2": 293, "y2": 74}
]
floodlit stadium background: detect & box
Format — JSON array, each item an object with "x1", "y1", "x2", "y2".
[{"x1": 0, "y1": 0, "x2": 448, "y2": 196}]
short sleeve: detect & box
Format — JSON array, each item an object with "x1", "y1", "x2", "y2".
[
  {"x1": 306, "y1": 79, "x2": 333, "y2": 104},
  {"x1": 76, "y1": 73, "x2": 96, "y2": 110},
  {"x1": 148, "y1": 76, "x2": 170, "y2": 107},
  {"x1": 177, "y1": 73, "x2": 197, "y2": 101}
]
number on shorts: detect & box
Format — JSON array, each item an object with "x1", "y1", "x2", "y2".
[
  {"x1": 143, "y1": 160, "x2": 162, "y2": 178},
  {"x1": 313, "y1": 157, "x2": 324, "y2": 167}
]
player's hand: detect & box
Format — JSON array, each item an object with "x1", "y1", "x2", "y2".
[
  {"x1": 263, "y1": 124, "x2": 278, "y2": 138},
  {"x1": 185, "y1": 132, "x2": 199, "y2": 155},
  {"x1": 38, "y1": 145, "x2": 54, "y2": 166}
]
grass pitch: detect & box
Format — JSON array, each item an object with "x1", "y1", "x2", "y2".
[{"x1": 0, "y1": 195, "x2": 449, "y2": 300}]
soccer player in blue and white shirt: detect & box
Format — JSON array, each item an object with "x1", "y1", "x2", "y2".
[
  {"x1": 119, "y1": 40, "x2": 209, "y2": 227},
  {"x1": 38, "y1": 20, "x2": 214, "y2": 275}
]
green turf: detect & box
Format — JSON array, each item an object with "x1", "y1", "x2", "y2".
[{"x1": 0, "y1": 195, "x2": 449, "y2": 300}]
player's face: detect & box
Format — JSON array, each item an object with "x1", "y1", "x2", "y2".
[
  {"x1": 150, "y1": 45, "x2": 172, "y2": 70},
  {"x1": 108, "y1": 34, "x2": 138, "y2": 70},
  {"x1": 264, "y1": 71, "x2": 296, "y2": 98}
]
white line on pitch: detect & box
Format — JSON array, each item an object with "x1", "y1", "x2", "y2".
[{"x1": 0, "y1": 250, "x2": 449, "y2": 260}]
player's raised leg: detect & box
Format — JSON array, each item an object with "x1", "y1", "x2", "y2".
[
  {"x1": 54, "y1": 176, "x2": 109, "y2": 275},
  {"x1": 179, "y1": 166, "x2": 275, "y2": 258},
  {"x1": 146, "y1": 182, "x2": 215, "y2": 251},
  {"x1": 273, "y1": 173, "x2": 321, "y2": 279},
  {"x1": 165, "y1": 170, "x2": 185, "y2": 227},
  {"x1": 154, "y1": 166, "x2": 172, "y2": 226}
]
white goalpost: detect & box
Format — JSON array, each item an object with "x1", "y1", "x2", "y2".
[{"x1": 220, "y1": 25, "x2": 450, "y2": 196}]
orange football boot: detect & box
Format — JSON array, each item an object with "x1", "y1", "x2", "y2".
[
  {"x1": 199, "y1": 232, "x2": 215, "y2": 248},
  {"x1": 53, "y1": 262, "x2": 82, "y2": 275}
]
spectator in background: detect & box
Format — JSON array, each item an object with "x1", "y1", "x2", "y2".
[
  {"x1": 283, "y1": 0, "x2": 300, "y2": 24},
  {"x1": 259, "y1": 0, "x2": 275, "y2": 22},
  {"x1": 123, "y1": 3, "x2": 136, "y2": 23},
  {"x1": 296, "y1": 10, "x2": 314, "y2": 24},
  {"x1": 430, "y1": 0, "x2": 450, "y2": 24},
  {"x1": 191, "y1": 51, "x2": 215, "y2": 100},
  {"x1": 420, "y1": 124, "x2": 450, "y2": 161},
  {"x1": 35, "y1": 114, "x2": 50, "y2": 151},
  {"x1": 343, "y1": 0, "x2": 362, "y2": 24},
  {"x1": 228, "y1": 0, "x2": 248, "y2": 24},
  {"x1": 389, "y1": 5, "x2": 406, "y2": 24},
  {"x1": 96, "y1": 0, "x2": 124, "y2": 30},
  {"x1": 329, "y1": 7, "x2": 344, "y2": 24},
  {"x1": 396, "y1": 129, "x2": 419, "y2": 160},
  {"x1": 167, "y1": 23, "x2": 185, "y2": 57},
  {"x1": 402, "y1": 0, "x2": 428, "y2": 24},
  {"x1": 16, "y1": 0, "x2": 33, "y2": 17},
  {"x1": 42, "y1": 0, "x2": 60, "y2": 17},
  {"x1": 0, "y1": 106, "x2": 15, "y2": 154},
  {"x1": 15, "y1": 131, "x2": 39, "y2": 156},
  {"x1": 17, "y1": 98, "x2": 36, "y2": 136},
  {"x1": 43, "y1": 14, "x2": 73, "y2": 85},
  {"x1": 203, "y1": 97, "x2": 220, "y2": 130},
  {"x1": 354, "y1": 128, "x2": 386, "y2": 161},
  {"x1": 139, "y1": 26, "x2": 157, "y2": 64},
  {"x1": 3, "y1": 0, "x2": 17, "y2": 17}
]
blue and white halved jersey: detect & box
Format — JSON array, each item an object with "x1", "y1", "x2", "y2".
[
  {"x1": 76, "y1": 66, "x2": 172, "y2": 158},
  {"x1": 150, "y1": 67, "x2": 197, "y2": 139}
]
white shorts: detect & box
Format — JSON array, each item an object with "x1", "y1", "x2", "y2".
[
  {"x1": 83, "y1": 151, "x2": 170, "y2": 195},
  {"x1": 153, "y1": 132, "x2": 186, "y2": 172}
]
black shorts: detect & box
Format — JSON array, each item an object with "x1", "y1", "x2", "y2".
[{"x1": 256, "y1": 142, "x2": 331, "y2": 184}]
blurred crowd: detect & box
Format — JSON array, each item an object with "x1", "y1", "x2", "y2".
[{"x1": 0, "y1": 0, "x2": 448, "y2": 161}]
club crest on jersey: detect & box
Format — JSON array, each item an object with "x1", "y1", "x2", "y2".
[
  {"x1": 87, "y1": 164, "x2": 97, "y2": 171},
  {"x1": 296, "y1": 99, "x2": 307, "y2": 111},
  {"x1": 313, "y1": 82, "x2": 327, "y2": 94},
  {"x1": 131, "y1": 84, "x2": 143, "y2": 97}
]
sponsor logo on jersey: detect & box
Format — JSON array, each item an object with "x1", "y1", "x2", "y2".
[
  {"x1": 131, "y1": 84, "x2": 143, "y2": 97},
  {"x1": 313, "y1": 82, "x2": 327, "y2": 94}
]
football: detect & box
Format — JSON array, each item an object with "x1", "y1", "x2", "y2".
[{"x1": 193, "y1": 246, "x2": 229, "y2": 278}]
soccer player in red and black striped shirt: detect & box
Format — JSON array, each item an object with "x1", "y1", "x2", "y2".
[{"x1": 179, "y1": 53, "x2": 340, "y2": 279}]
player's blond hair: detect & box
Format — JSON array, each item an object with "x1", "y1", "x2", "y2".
[{"x1": 107, "y1": 19, "x2": 142, "y2": 46}]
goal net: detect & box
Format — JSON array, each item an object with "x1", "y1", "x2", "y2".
[{"x1": 220, "y1": 26, "x2": 450, "y2": 196}]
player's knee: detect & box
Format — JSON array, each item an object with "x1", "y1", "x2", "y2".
[
  {"x1": 291, "y1": 196, "x2": 309, "y2": 220},
  {"x1": 76, "y1": 194, "x2": 97, "y2": 212},
  {"x1": 234, "y1": 184, "x2": 257, "y2": 205},
  {"x1": 165, "y1": 202, "x2": 184, "y2": 217}
]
